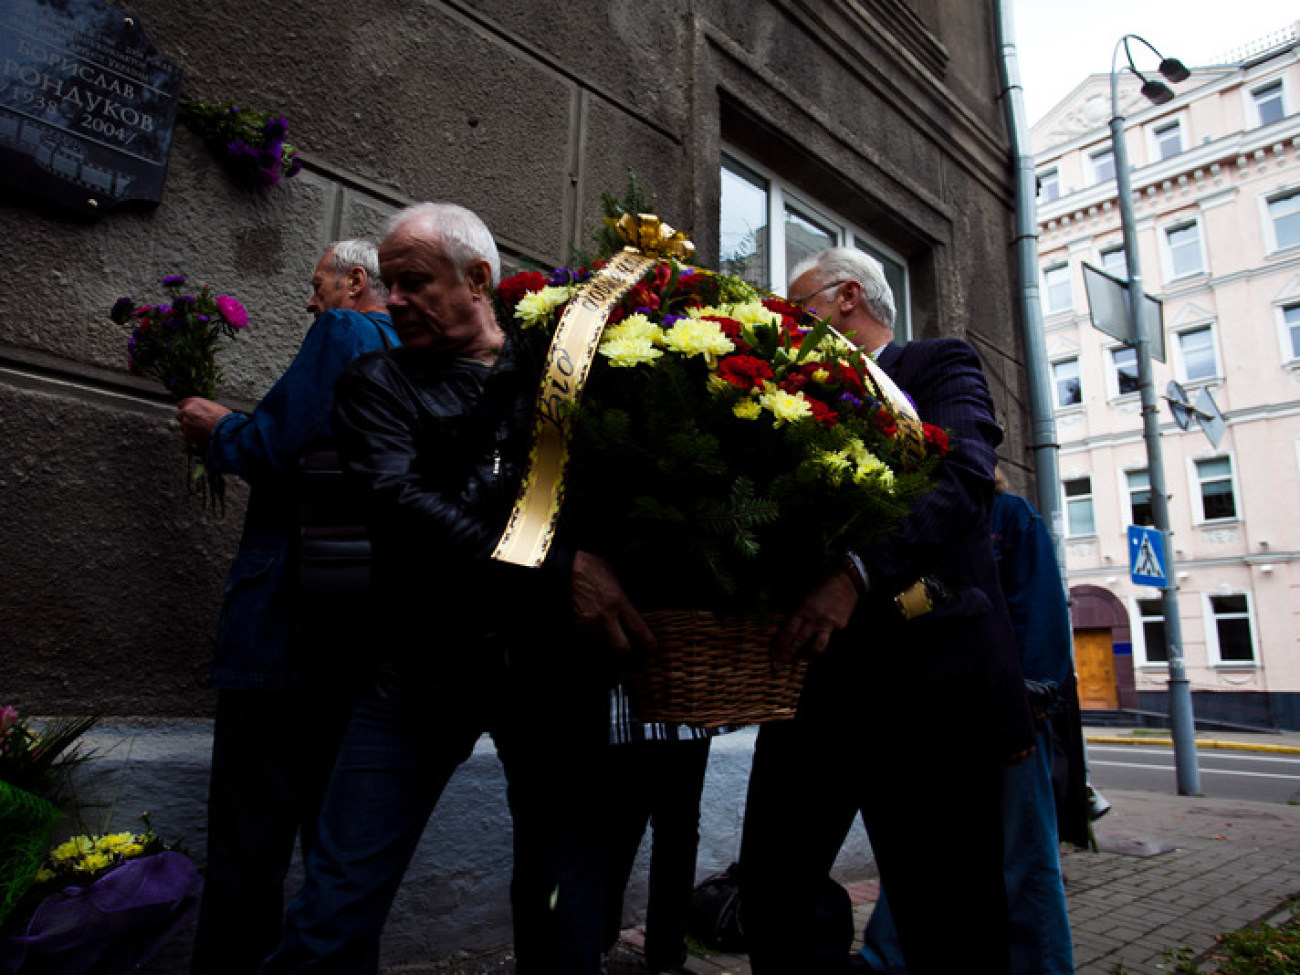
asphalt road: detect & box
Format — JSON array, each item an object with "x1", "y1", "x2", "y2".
[{"x1": 1086, "y1": 740, "x2": 1300, "y2": 804}]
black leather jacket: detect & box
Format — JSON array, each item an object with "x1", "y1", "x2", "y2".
[{"x1": 332, "y1": 339, "x2": 572, "y2": 675}]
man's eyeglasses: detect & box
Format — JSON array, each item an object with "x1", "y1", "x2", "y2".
[{"x1": 789, "y1": 279, "x2": 851, "y2": 307}]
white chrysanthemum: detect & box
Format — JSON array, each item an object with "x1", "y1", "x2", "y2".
[
  {"x1": 513, "y1": 285, "x2": 572, "y2": 328},
  {"x1": 663, "y1": 317, "x2": 735, "y2": 366},
  {"x1": 599, "y1": 333, "x2": 663, "y2": 368},
  {"x1": 757, "y1": 384, "x2": 813, "y2": 425},
  {"x1": 733, "y1": 398, "x2": 762, "y2": 420}
]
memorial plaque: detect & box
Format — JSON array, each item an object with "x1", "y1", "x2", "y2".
[{"x1": 0, "y1": 0, "x2": 182, "y2": 216}]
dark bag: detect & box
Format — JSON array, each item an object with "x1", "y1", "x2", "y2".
[
  {"x1": 297, "y1": 448, "x2": 373, "y2": 603},
  {"x1": 296, "y1": 314, "x2": 391, "y2": 604},
  {"x1": 689, "y1": 863, "x2": 852, "y2": 957}
]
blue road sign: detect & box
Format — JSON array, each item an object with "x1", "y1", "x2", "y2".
[{"x1": 1128, "y1": 525, "x2": 1167, "y2": 588}]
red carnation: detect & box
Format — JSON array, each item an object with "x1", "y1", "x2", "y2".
[
  {"x1": 873, "y1": 409, "x2": 898, "y2": 438},
  {"x1": 717, "y1": 354, "x2": 774, "y2": 390},
  {"x1": 497, "y1": 271, "x2": 548, "y2": 307},
  {"x1": 763, "y1": 296, "x2": 802, "y2": 319},
  {"x1": 807, "y1": 398, "x2": 838, "y2": 427},
  {"x1": 924, "y1": 423, "x2": 950, "y2": 455}
]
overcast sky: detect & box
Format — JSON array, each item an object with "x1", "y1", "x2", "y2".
[{"x1": 1010, "y1": 1, "x2": 1299, "y2": 122}]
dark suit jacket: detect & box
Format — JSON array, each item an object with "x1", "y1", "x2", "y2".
[{"x1": 803, "y1": 338, "x2": 1035, "y2": 760}]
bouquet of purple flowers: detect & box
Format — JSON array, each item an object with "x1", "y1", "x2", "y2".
[
  {"x1": 178, "y1": 98, "x2": 302, "y2": 188},
  {"x1": 110, "y1": 275, "x2": 249, "y2": 510}
]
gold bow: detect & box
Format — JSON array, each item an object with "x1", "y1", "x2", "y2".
[{"x1": 609, "y1": 212, "x2": 696, "y2": 261}]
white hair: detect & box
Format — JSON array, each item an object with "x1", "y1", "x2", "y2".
[
  {"x1": 790, "y1": 246, "x2": 895, "y2": 330},
  {"x1": 384, "y1": 202, "x2": 501, "y2": 286},
  {"x1": 326, "y1": 238, "x2": 387, "y2": 302}
]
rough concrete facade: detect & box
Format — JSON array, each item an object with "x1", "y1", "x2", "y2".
[{"x1": 1, "y1": 0, "x2": 1029, "y2": 966}]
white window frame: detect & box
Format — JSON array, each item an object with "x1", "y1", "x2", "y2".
[
  {"x1": 1051, "y1": 356, "x2": 1082, "y2": 409},
  {"x1": 1107, "y1": 345, "x2": 1141, "y2": 399},
  {"x1": 1062, "y1": 475, "x2": 1096, "y2": 537},
  {"x1": 1149, "y1": 117, "x2": 1184, "y2": 161},
  {"x1": 1042, "y1": 262, "x2": 1073, "y2": 315},
  {"x1": 1278, "y1": 301, "x2": 1300, "y2": 364},
  {"x1": 1160, "y1": 218, "x2": 1206, "y2": 280},
  {"x1": 1089, "y1": 146, "x2": 1116, "y2": 185},
  {"x1": 1124, "y1": 467, "x2": 1153, "y2": 527},
  {"x1": 1249, "y1": 77, "x2": 1286, "y2": 128},
  {"x1": 1098, "y1": 244, "x2": 1127, "y2": 276},
  {"x1": 1173, "y1": 322, "x2": 1220, "y2": 384},
  {"x1": 1038, "y1": 167, "x2": 1061, "y2": 203},
  {"x1": 720, "y1": 149, "x2": 912, "y2": 339},
  {"x1": 1190, "y1": 453, "x2": 1239, "y2": 524},
  {"x1": 1130, "y1": 595, "x2": 1168, "y2": 667},
  {"x1": 1203, "y1": 591, "x2": 1258, "y2": 667},
  {"x1": 1263, "y1": 187, "x2": 1300, "y2": 254}
]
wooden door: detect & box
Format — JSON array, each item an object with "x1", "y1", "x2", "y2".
[{"x1": 1074, "y1": 628, "x2": 1118, "y2": 710}]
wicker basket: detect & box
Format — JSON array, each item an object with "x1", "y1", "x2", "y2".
[{"x1": 624, "y1": 609, "x2": 805, "y2": 728}]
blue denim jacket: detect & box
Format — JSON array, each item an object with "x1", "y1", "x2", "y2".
[{"x1": 207, "y1": 309, "x2": 397, "y2": 691}]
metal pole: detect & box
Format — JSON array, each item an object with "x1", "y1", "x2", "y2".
[{"x1": 1110, "y1": 38, "x2": 1201, "y2": 795}]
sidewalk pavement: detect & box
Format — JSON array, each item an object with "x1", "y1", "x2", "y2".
[{"x1": 401, "y1": 728, "x2": 1300, "y2": 975}]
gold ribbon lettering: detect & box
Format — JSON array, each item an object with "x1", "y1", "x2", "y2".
[
  {"x1": 493, "y1": 248, "x2": 658, "y2": 567},
  {"x1": 860, "y1": 355, "x2": 927, "y2": 470}
]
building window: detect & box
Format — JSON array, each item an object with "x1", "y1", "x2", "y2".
[
  {"x1": 1208, "y1": 594, "x2": 1255, "y2": 665},
  {"x1": 1252, "y1": 79, "x2": 1285, "y2": 127},
  {"x1": 1111, "y1": 346, "x2": 1140, "y2": 396},
  {"x1": 1268, "y1": 190, "x2": 1300, "y2": 252},
  {"x1": 1153, "y1": 119, "x2": 1182, "y2": 159},
  {"x1": 1165, "y1": 221, "x2": 1204, "y2": 278},
  {"x1": 1127, "y1": 469, "x2": 1153, "y2": 526},
  {"x1": 1283, "y1": 303, "x2": 1300, "y2": 360},
  {"x1": 1090, "y1": 147, "x2": 1116, "y2": 184},
  {"x1": 1177, "y1": 325, "x2": 1218, "y2": 382},
  {"x1": 1052, "y1": 357, "x2": 1081, "y2": 407},
  {"x1": 1196, "y1": 457, "x2": 1237, "y2": 521},
  {"x1": 1137, "y1": 598, "x2": 1167, "y2": 663},
  {"x1": 1063, "y1": 476, "x2": 1095, "y2": 536},
  {"x1": 719, "y1": 152, "x2": 911, "y2": 338},
  {"x1": 1099, "y1": 245, "x2": 1126, "y2": 276},
  {"x1": 1043, "y1": 263, "x2": 1072, "y2": 314},
  {"x1": 1038, "y1": 167, "x2": 1060, "y2": 203}
]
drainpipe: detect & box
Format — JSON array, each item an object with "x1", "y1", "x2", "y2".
[{"x1": 994, "y1": 0, "x2": 1064, "y2": 557}]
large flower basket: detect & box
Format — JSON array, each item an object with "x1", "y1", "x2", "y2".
[{"x1": 625, "y1": 611, "x2": 803, "y2": 728}]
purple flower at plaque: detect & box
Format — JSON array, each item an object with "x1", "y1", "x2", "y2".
[
  {"x1": 109, "y1": 297, "x2": 135, "y2": 324},
  {"x1": 180, "y1": 98, "x2": 302, "y2": 191},
  {"x1": 161, "y1": 274, "x2": 186, "y2": 286}
]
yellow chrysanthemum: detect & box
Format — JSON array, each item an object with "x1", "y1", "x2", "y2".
[
  {"x1": 758, "y1": 384, "x2": 813, "y2": 425},
  {"x1": 662, "y1": 318, "x2": 735, "y2": 367},
  {"x1": 726, "y1": 301, "x2": 783, "y2": 329},
  {"x1": 851, "y1": 449, "x2": 896, "y2": 492},
  {"x1": 603, "y1": 312, "x2": 664, "y2": 346},
  {"x1": 707, "y1": 375, "x2": 732, "y2": 395},
  {"x1": 599, "y1": 333, "x2": 663, "y2": 368},
  {"x1": 95, "y1": 832, "x2": 137, "y2": 852},
  {"x1": 814, "y1": 448, "x2": 854, "y2": 485},
  {"x1": 80, "y1": 851, "x2": 113, "y2": 873},
  {"x1": 733, "y1": 399, "x2": 762, "y2": 420},
  {"x1": 513, "y1": 285, "x2": 572, "y2": 328}
]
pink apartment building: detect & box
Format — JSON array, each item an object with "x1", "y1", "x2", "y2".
[{"x1": 1032, "y1": 23, "x2": 1300, "y2": 729}]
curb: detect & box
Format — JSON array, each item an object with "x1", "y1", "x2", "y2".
[{"x1": 1085, "y1": 734, "x2": 1300, "y2": 755}]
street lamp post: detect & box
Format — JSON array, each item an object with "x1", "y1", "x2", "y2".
[{"x1": 1110, "y1": 35, "x2": 1201, "y2": 795}]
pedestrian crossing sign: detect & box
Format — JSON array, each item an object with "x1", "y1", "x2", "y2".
[{"x1": 1128, "y1": 525, "x2": 1167, "y2": 588}]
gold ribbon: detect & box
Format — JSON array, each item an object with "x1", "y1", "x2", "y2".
[
  {"x1": 610, "y1": 213, "x2": 696, "y2": 261},
  {"x1": 859, "y1": 354, "x2": 927, "y2": 470},
  {"x1": 493, "y1": 248, "x2": 659, "y2": 567}
]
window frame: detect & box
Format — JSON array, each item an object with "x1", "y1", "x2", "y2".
[
  {"x1": 1062, "y1": 475, "x2": 1096, "y2": 537},
  {"x1": 1264, "y1": 188, "x2": 1300, "y2": 254},
  {"x1": 1203, "y1": 591, "x2": 1258, "y2": 667},
  {"x1": 1192, "y1": 454, "x2": 1239, "y2": 524},
  {"x1": 1089, "y1": 146, "x2": 1116, "y2": 185},
  {"x1": 1150, "y1": 117, "x2": 1184, "y2": 161},
  {"x1": 1250, "y1": 77, "x2": 1286, "y2": 128},
  {"x1": 1042, "y1": 262, "x2": 1073, "y2": 315},
  {"x1": 1038, "y1": 166, "x2": 1060, "y2": 203},
  {"x1": 1173, "y1": 322, "x2": 1220, "y2": 384},
  {"x1": 1108, "y1": 345, "x2": 1141, "y2": 399},
  {"x1": 1125, "y1": 467, "x2": 1153, "y2": 527},
  {"x1": 720, "y1": 149, "x2": 912, "y2": 339},
  {"x1": 1278, "y1": 301, "x2": 1300, "y2": 363},
  {"x1": 1098, "y1": 244, "x2": 1127, "y2": 277},
  {"x1": 1132, "y1": 596, "x2": 1168, "y2": 666},
  {"x1": 1051, "y1": 356, "x2": 1082, "y2": 410},
  {"x1": 1161, "y1": 218, "x2": 1206, "y2": 280}
]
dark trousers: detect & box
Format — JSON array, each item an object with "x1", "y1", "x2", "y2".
[
  {"x1": 260, "y1": 659, "x2": 609, "y2": 975},
  {"x1": 603, "y1": 737, "x2": 711, "y2": 970},
  {"x1": 191, "y1": 687, "x2": 356, "y2": 975},
  {"x1": 739, "y1": 712, "x2": 1009, "y2": 975}
]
